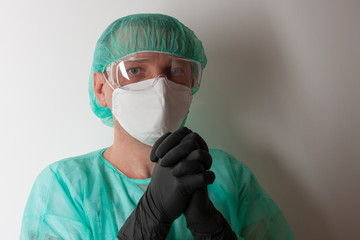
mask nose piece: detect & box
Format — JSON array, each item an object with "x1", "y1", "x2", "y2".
[{"x1": 154, "y1": 74, "x2": 170, "y2": 86}]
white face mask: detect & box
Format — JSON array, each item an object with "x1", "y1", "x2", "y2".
[{"x1": 110, "y1": 77, "x2": 192, "y2": 146}]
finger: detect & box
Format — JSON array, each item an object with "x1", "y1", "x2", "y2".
[
  {"x1": 180, "y1": 132, "x2": 209, "y2": 152},
  {"x1": 182, "y1": 149, "x2": 213, "y2": 170},
  {"x1": 171, "y1": 161, "x2": 205, "y2": 177},
  {"x1": 150, "y1": 132, "x2": 171, "y2": 162},
  {"x1": 178, "y1": 171, "x2": 215, "y2": 195},
  {"x1": 155, "y1": 127, "x2": 192, "y2": 158},
  {"x1": 160, "y1": 140, "x2": 199, "y2": 167}
]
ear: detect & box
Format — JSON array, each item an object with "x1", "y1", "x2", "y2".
[{"x1": 93, "y1": 71, "x2": 109, "y2": 108}]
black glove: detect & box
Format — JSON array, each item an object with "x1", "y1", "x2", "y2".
[
  {"x1": 185, "y1": 188, "x2": 237, "y2": 240},
  {"x1": 117, "y1": 127, "x2": 215, "y2": 240},
  {"x1": 167, "y1": 128, "x2": 238, "y2": 239}
]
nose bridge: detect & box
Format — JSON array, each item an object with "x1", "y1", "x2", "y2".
[
  {"x1": 151, "y1": 58, "x2": 171, "y2": 79},
  {"x1": 151, "y1": 60, "x2": 168, "y2": 79}
]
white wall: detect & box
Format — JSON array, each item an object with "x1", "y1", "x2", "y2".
[{"x1": 1, "y1": 0, "x2": 359, "y2": 239}]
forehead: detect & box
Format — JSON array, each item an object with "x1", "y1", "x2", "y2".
[{"x1": 121, "y1": 52, "x2": 181, "y2": 60}]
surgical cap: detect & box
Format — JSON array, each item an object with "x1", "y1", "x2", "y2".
[{"x1": 89, "y1": 13, "x2": 207, "y2": 127}]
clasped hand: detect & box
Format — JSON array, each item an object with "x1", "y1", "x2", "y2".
[{"x1": 148, "y1": 127, "x2": 220, "y2": 230}]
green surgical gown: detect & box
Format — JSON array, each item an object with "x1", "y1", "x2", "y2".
[{"x1": 20, "y1": 148, "x2": 294, "y2": 239}]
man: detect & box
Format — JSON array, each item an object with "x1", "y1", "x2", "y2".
[{"x1": 21, "y1": 13, "x2": 294, "y2": 239}]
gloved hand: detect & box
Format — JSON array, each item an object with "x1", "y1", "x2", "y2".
[
  {"x1": 117, "y1": 127, "x2": 215, "y2": 240},
  {"x1": 153, "y1": 127, "x2": 237, "y2": 239},
  {"x1": 147, "y1": 127, "x2": 216, "y2": 223},
  {"x1": 184, "y1": 188, "x2": 237, "y2": 240}
]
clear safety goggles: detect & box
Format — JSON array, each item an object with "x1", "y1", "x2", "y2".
[{"x1": 103, "y1": 56, "x2": 202, "y2": 90}]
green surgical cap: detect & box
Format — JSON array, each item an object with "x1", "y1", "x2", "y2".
[{"x1": 89, "y1": 13, "x2": 207, "y2": 127}]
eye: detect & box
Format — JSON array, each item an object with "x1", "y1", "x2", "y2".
[
  {"x1": 128, "y1": 68, "x2": 141, "y2": 75},
  {"x1": 170, "y1": 67, "x2": 183, "y2": 74}
]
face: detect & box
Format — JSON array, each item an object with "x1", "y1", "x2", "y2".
[{"x1": 93, "y1": 52, "x2": 194, "y2": 143}]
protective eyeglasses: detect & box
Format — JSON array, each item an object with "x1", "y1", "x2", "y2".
[{"x1": 103, "y1": 56, "x2": 202, "y2": 89}]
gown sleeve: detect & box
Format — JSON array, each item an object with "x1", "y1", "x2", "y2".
[
  {"x1": 237, "y1": 167, "x2": 295, "y2": 239},
  {"x1": 20, "y1": 166, "x2": 93, "y2": 240},
  {"x1": 210, "y1": 150, "x2": 295, "y2": 240}
]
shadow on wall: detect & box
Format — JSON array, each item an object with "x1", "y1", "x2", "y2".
[
  {"x1": 193, "y1": 7, "x2": 334, "y2": 240},
  {"x1": 243, "y1": 143, "x2": 332, "y2": 239}
]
